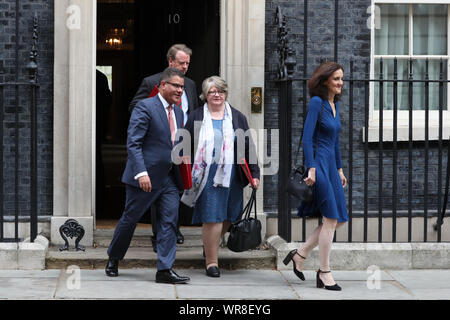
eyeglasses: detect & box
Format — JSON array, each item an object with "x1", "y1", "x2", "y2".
[
  {"x1": 207, "y1": 90, "x2": 226, "y2": 96},
  {"x1": 165, "y1": 81, "x2": 184, "y2": 90}
]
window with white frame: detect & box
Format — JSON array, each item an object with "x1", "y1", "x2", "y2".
[{"x1": 369, "y1": 0, "x2": 450, "y2": 141}]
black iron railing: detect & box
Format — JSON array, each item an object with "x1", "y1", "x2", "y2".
[
  {"x1": 273, "y1": 5, "x2": 450, "y2": 243},
  {"x1": 275, "y1": 61, "x2": 450, "y2": 243},
  {"x1": 0, "y1": 10, "x2": 39, "y2": 243}
]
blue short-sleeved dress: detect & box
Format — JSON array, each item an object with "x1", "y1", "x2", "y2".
[
  {"x1": 298, "y1": 96, "x2": 348, "y2": 223},
  {"x1": 192, "y1": 119, "x2": 244, "y2": 224}
]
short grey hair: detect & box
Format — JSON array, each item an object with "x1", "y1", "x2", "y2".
[
  {"x1": 200, "y1": 76, "x2": 228, "y2": 101},
  {"x1": 167, "y1": 44, "x2": 192, "y2": 62}
]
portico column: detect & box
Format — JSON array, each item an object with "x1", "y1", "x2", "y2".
[{"x1": 51, "y1": 0, "x2": 96, "y2": 246}]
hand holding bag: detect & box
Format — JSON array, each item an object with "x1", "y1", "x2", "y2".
[
  {"x1": 227, "y1": 160, "x2": 260, "y2": 252},
  {"x1": 286, "y1": 101, "x2": 324, "y2": 201},
  {"x1": 286, "y1": 165, "x2": 313, "y2": 201},
  {"x1": 227, "y1": 188, "x2": 261, "y2": 252}
]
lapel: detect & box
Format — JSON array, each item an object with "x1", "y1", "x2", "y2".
[
  {"x1": 153, "y1": 96, "x2": 172, "y2": 144},
  {"x1": 184, "y1": 81, "x2": 193, "y2": 112},
  {"x1": 231, "y1": 107, "x2": 238, "y2": 130},
  {"x1": 174, "y1": 107, "x2": 183, "y2": 129}
]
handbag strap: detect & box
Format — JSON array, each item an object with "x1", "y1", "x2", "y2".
[
  {"x1": 242, "y1": 188, "x2": 257, "y2": 220},
  {"x1": 293, "y1": 99, "x2": 325, "y2": 169}
]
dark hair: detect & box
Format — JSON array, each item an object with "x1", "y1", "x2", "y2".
[
  {"x1": 307, "y1": 61, "x2": 344, "y2": 102},
  {"x1": 160, "y1": 67, "x2": 185, "y2": 82}
]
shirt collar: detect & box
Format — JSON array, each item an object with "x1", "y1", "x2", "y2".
[{"x1": 157, "y1": 93, "x2": 172, "y2": 109}]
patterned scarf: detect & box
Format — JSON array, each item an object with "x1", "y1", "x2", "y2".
[{"x1": 181, "y1": 102, "x2": 234, "y2": 208}]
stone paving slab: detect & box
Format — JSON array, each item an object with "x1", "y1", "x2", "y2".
[
  {"x1": 1, "y1": 269, "x2": 450, "y2": 300},
  {"x1": 176, "y1": 284, "x2": 299, "y2": 300},
  {"x1": 280, "y1": 270, "x2": 395, "y2": 283},
  {"x1": 182, "y1": 269, "x2": 286, "y2": 286},
  {"x1": 0, "y1": 270, "x2": 61, "y2": 278},
  {"x1": 407, "y1": 289, "x2": 450, "y2": 300},
  {"x1": 55, "y1": 280, "x2": 177, "y2": 300},
  {"x1": 64, "y1": 268, "x2": 156, "y2": 282},
  {"x1": 173, "y1": 269, "x2": 298, "y2": 300},
  {"x1": 0, "y1": 277, "x2": 58, "y2": 300},
  {"x1": 280, "y1": 270, "x2": 415, "y2": 300},
  {"x1": 387, "y1": 270, "x2": 450, "y2": 290},
  {"x1": 290, "y1": 280, "x2": 415, "y2": 300}
]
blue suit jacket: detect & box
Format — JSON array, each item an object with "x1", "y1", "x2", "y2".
[{"x1": 122, "y1": 96, "x2": 184, "y2": 190}]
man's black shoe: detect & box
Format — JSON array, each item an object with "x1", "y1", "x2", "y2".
[
  {"x1": 105, "y1": 258, "x2": 119, "y2": 277},
  {"x1": 176, "y1": 229, "x2": 184, "y2": 244},
  {"x1": 151, "y1": 235, "x2": 157, "y2": 253},
  {"x1": 155, "y1": 269, "x2": 190, "y2": 284}
]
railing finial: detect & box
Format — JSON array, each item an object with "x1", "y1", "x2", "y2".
[
  {"x1": 26, "y1": 12, "x2": 38, "y2": 83},
  {"x1": 275, "y1": 6, "x2": 296, "y2": 80}
]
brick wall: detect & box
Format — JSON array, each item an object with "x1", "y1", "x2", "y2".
[
  {"x1": 264, "y1": 0, "x2": 449, "y2": 215},
  {"x1": 0, "y1": 0, "x2": 54, "y2": 217}
]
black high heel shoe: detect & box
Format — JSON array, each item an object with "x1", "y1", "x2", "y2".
[
  {"x1": 282, "y1": 249, "x2": 306, "y2": 281},
  {"x1": 316, "y1": 269, "x2": 342, "y2": 291}
]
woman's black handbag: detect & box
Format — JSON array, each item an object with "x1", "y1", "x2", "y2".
[
  {"x1": 286, "y1": 101, "x2": 324, "y2": 202},
  {"x1": 286, "y1": 165, "x2": 313, "y2": 201},
  {"x1": 227, "y1": 188, "x2": 261, "y2": 252}
]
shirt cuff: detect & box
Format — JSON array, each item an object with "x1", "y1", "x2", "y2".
[{"x1": 134, "y1": 171, "x2": 148, "y2": 180}]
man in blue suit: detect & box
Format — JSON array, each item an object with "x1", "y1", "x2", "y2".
[{"x1": 105, "y1": 67, "x2": 190, "y2": 284}]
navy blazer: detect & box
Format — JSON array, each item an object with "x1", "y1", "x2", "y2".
[
  {"x1": 183, "y1": 105, "x2": 260, "y2": 188},
  {"x1": 128, "y1": 73, "x2": 199, "y2": 114},
  {"x1": 122, "y1": 96, "x2": 184, "y2": 191}
]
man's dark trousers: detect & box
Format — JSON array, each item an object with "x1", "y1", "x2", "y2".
[{"x1": 107, "y1": 174, "x2": 180, "y2": 270}]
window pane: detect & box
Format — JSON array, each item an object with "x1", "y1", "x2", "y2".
[
  {"x1": 413, "y1": 4, "x2": 447, "y2": 55},
  {"x1": 413, "y1": 59, "x2": 448, "y2": 111},
  {"x1": 374, "y1": 59, "x2": 448, "y2": 111},
  {"x1": 374, "y1": 59, "x2": 409, "y2": 110},
  {"x1": 375, "y1": 4, "x2": 409, "y2": 55}
]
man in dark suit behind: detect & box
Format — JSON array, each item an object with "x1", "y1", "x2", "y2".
[
  {"x1": 105, "y1": 68, "x2": 190, "y2": 284},
  {"x1": 129, "y1": 44, "x2": 198, "y2": 248},
  {"x1": 129, "y1": 44, "x2": 198, "y2": 121}
]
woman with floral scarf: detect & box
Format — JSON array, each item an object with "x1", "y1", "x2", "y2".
[{"x1": 181, "y1": 76, "x2": 260, "y2": 277}]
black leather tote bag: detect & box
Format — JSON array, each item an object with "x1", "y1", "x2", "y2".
[{"x1": 227, "y1": 189, "x2": 261, "y2": 252}]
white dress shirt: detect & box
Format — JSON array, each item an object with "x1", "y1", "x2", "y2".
[{"x1": 181, "y1": 91, "x2": 188, "y2": 126}]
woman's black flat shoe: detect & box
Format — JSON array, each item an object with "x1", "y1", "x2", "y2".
[
  {"x1": 282, "y1": 249, "x2": 306, "y2": 281},
  {"x1": 316, "y1": 269, "x2": 342, "y2": 291},
  {"x1": 206, "y1": 266, "x2": 220, "y2": 277}
]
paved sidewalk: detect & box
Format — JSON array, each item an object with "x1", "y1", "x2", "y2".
[{"x1": 1, "y1": 268, "x2": 450, "y2": 300}]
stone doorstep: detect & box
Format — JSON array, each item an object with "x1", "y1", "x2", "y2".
[
  {"x1": 93, "y1": 227, "x2": 203, "y2": 248},
  {"x1": 267, "y1": 235, "x2": 450, "y2": 271},
  {"x1": 46, "y1": 226, "x2": 276, "y2": 270},
  {"x1": 0, "y1": 235, "x2": 49, "y2": 270},
  {"x1": 45, "y1": 246, "x2": 277, "y2": 270}
]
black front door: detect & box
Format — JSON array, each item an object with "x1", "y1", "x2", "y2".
[
  {"x1": 96, "y1": 0, "x2": 220, "y2": 222},
  {"x1": 133, "y1": 0, "x2": 220, "y2": 96}
]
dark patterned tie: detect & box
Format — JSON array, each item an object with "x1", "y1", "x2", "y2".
[{"x1": 176, "y1": 98, "x2": 182, "y2": 109}]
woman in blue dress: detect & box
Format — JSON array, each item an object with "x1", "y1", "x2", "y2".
[
  {"x1": 283, "y1": 62, "x2": 348, "y2": 291},
  {"x1": 181, "y1": 76, "x2": 260, "y2": 277}
]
